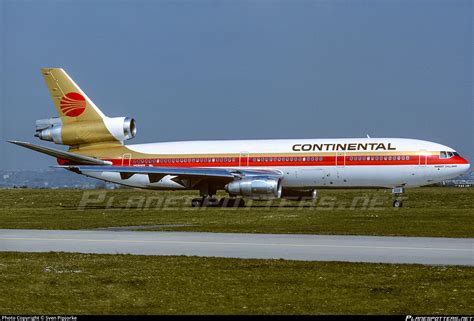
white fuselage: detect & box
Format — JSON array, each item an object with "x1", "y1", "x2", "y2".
[{"x1": 83, "y1": 138, "x2": 470, "y2": 190}]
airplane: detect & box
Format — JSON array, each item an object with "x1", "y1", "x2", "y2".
[{"x1": 10, "y1": 68, "x2": 471, "y2": 208}]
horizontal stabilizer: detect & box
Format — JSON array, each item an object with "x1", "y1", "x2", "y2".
[{"x1": 8, "y1": 141, "x2": 112, "y2": 166}]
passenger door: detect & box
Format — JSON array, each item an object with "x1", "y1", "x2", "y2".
[
  {"x1": 335, "y1": 151, "x2": 346, "y2": 181},
  {"x1": 122, "y1": 153, "x2": 132, "y2": 166},
  {"x1": 239, "y1": 151, "x2": 249, "y2": 167},
  {"x1": 419, "y1": 150, "x2": 428, "y2": 167}
]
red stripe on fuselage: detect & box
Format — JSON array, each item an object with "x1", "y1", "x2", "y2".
[{"x1": 93, "y1": 155, "x2": 469, "y2": 168}]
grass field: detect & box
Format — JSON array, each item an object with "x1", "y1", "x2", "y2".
[
  {"x1": 0, "y1": 252, "x2": 472, "y2": 315},
  {"x1": 0, "y1": 187, "x2": 473, "y2": 237}
]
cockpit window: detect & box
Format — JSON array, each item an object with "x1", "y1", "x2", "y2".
[{"x1": 440, "y1": 151, "x2": 455, "y2": 159}]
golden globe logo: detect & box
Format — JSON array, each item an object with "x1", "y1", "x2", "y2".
[{"x1": 60, "y1": 92, "x2": 86, "y2": 117}]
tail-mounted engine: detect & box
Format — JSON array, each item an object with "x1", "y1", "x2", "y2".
[
  {"x1": 225, "y1": 177, "x2": 282, "y2": 200},
  {"x1": 35, "y1": 117, "x2": 136, "y2": 145}
]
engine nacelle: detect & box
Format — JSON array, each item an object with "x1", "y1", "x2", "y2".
[
  {"x1": 225, "y1": 177, "x2": 282, "y2": 200},
  {"x1": 281, "y1": 189, "x2": 317, "y2": 201},
  {"x1": 35, "y1": 117, "x2": 136, "y2": 145}
]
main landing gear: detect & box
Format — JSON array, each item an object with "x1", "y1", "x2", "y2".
[
  {"x1": 192, "y1": 184, "x2": 245, "y2": 208},
  {"x1": 191, "y1": 196, "x2": 245, "y2": 208},
  {"x1": 391, "y1": 187, "x2": 405, "y2": 208}
]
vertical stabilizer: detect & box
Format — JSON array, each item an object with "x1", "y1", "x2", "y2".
[{"x1": 41, "y1": 68, "x2": 106, "y2": 123}]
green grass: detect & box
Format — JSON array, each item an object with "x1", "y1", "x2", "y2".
[
  {"x1": 0, "y1": 187, "x2": 473, "y2": 237},
  {"x1": 0, "y1": 252, "x2": 472, "y2": 315}
]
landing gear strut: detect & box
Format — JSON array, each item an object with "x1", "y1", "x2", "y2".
[
  {"x1": 191, "y1": 184, "x2": 220, "y2": 207},
  {"x1": 391, "y1": 187, "x2": 405, "y2": 208}
]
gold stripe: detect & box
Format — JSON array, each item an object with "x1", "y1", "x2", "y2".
[{"x1": 72, "y1": 145, "x2": 438, "y2": 160}]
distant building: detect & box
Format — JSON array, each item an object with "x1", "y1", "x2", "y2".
[{"x1": 0, "y1": 169, "x2": 118, "y2": 189}]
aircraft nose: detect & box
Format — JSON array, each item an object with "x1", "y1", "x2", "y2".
[{"x1": 461, "y1": 158, "x2": 470, "y2": 173}]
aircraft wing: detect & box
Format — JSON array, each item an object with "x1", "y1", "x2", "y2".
[{"x1": 57, "y1": 165, "x2": 283, "y2": 187}]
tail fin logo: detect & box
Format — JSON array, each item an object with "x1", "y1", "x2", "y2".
[{"x1": 60, "y1": 92, "x2": 86, "y2": 117}]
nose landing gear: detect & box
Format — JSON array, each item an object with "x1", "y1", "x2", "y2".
[{"x1": 391, "y1": 187, "x2": 405, "y2": 208}]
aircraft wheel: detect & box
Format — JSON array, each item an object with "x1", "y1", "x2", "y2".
[
  {"x1": 219, "y1": 198, "x2": 245, "y2": 208},
  {"x1": 203, "y1": 197, "x2": 219, "y2": 207},
  {"x1": 237, "y1": 198, "x2": 245, "y2": 208},
  {"x1": 392, "y1": 199, "x2": 403, "y2": 208},
  {"x1": 219, "y1": 198, "x2": 234, "y2": 208},
  {"x1": 191, "y1": 198, "x2": 203, "y2": 207}
]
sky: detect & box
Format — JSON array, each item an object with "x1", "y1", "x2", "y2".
[{"x1": 0, "y1": 0, "x2": 472, "y2": 170}]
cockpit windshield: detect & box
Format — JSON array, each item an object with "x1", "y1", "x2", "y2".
[{"x1": 440, "y1": 151, "x2": 457, "y2": 159}]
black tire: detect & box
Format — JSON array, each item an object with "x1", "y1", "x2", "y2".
[
  {"x1": 191, "y1": 198, "x2": 202, "y2": 207},
  {"x1": 203, "y1": 197, "x2": 219, "y2": 207},
  {"x1": 219, "y1": 198, "x2": 225, "y2": 207},
  {"x1": 219, "y1": 198, "x2": 245, "y2": 208},
  {"x1": 393, "y1": 200, "x2": 403, "y2": 208},
  {"x1": 219, "y1": 198, "x2": 234, "y2": 208}
]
